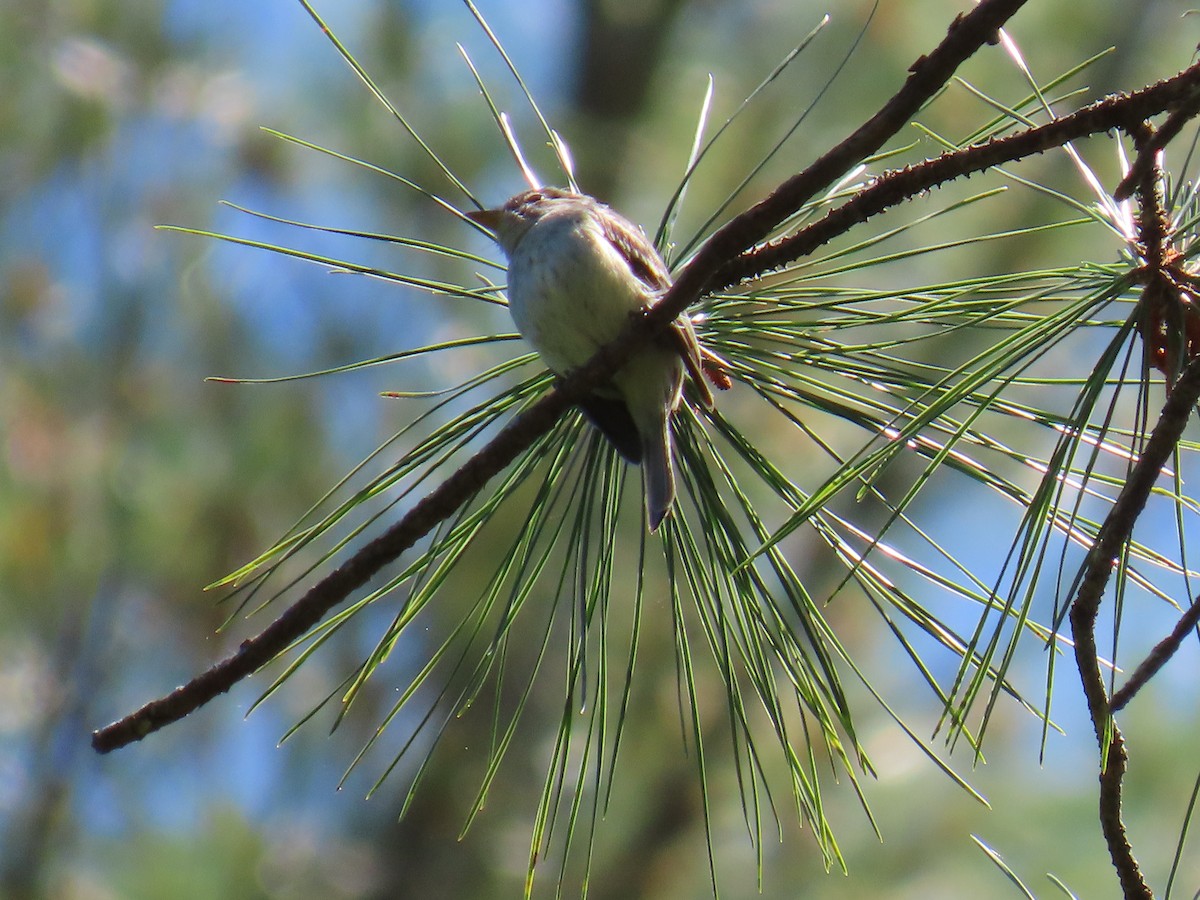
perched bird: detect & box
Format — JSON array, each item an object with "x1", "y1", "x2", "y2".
[{"x1": 467, "y1": 187, "x2": 718, "y2": 531}]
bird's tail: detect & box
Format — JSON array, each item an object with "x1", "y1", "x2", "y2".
[{"x1": 642, "y1": 419, "x2": 675, "y2": 532}]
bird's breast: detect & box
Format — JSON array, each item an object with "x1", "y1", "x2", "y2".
[{"x1": 506, "y1": 216, "x2": 649, "y2": 373}]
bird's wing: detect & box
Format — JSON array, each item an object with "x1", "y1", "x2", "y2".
[
  {"x1": 575, "y1": 390, "x2": 644, "y2": 463},
  {"x1": 597, "y1": 209, "x2": 672, "y2": 292},
  {"x1": 598, "y1": 206, "x2": 728, "y2": 405}
]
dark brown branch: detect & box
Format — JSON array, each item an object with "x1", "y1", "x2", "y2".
[
  {"x1": 1069, "y1": 354, "x2": 1200, "y2": 900},
  {"x1": 1114, "y1": 85, "x2": 1200, "y2": 201},
  {"x1": 1105, "y1": 124, "x2": 1200, "y2": 715},
  {"x1": 94, "y1": 0, "x2": 1034, "y2": 754},
  {"x1": 647, "y1": 0, "x2": 1033, "y2": 330},
  {"x1": 1099, "y1": 123, "x2": 1200, "y2": 715},
  {"x1": 716, "y1": 60, "x2": 1200, "y2": 287},
  {"x1": 1097, "y1": 726, "x2": 1142, "y2": 900},
  {"x1": 1068, "y1": 121, "x2": 1196, "y2": 900},
  {"x1": 92, "y1": 386, "x2": 575, "y2": 753},
  {"x1": 1128, "y1": 120, "x2": 1171, "y2": 273},
  {"x1": 1111, "y1": 590, "x2": 1200, "y2": 712}
]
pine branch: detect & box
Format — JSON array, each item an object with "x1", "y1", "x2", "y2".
[
  {"x1": 1068, "y1": 356, "x2": 1200, "y2": 900},
  {"x1": 1110, "y1": 590, "x2": 1200, "y2": 712},
  {"x1": 714, "y1": 61, "x2": 1200, "y2": 287}
]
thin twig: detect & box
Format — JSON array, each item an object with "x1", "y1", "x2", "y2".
[
  {"x1": 1114, "y1": 84, "x2": 1200, "y2": 201},
  {"x1": 1111, "y1": 590, "x2": 1200, "y2": 711}
]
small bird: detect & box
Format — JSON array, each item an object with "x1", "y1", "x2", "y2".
[{"x1": 467, "y1": 187, "x2": 718, "y2": 531}]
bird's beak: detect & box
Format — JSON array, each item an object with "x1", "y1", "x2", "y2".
[{"x1": 465, "y1": 207, "x2": 505, "y2": 234}]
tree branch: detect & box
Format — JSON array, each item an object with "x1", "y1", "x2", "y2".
[
  {"x1": 1111, "y1": 589, "x2": 1200, "y2": 712},
  {"x1": 91, "y1": 388, "x2": 574, "y2": 752},
  {"x1": 647, "y1": 0, "x2": 1033, "y2": 328},
  {"x1": 716, "y1": 60, "x2": 1200, "y2": 287},
  {"x1": 1104, "y1": 119, "x2": 1200, "y2": 716},
  {"x1": 1115, "y1": 84, "x2": 1200, "y2": 201},
  {"x1": 1068, "y1": 352, "x2": 1200, "y2": 899}
]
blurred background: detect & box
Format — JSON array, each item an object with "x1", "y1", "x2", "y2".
[{"x1": 3, "y1": 0, "x2": 1200, "y2": 897}]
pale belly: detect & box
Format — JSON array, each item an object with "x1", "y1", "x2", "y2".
[{"x1": 507, "y1": 213, "x2": 651, "y2": 373}]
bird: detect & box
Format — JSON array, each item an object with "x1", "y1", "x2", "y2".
[{"x1": 467, "y1": 187, "x2": 720, "y2": 531}]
